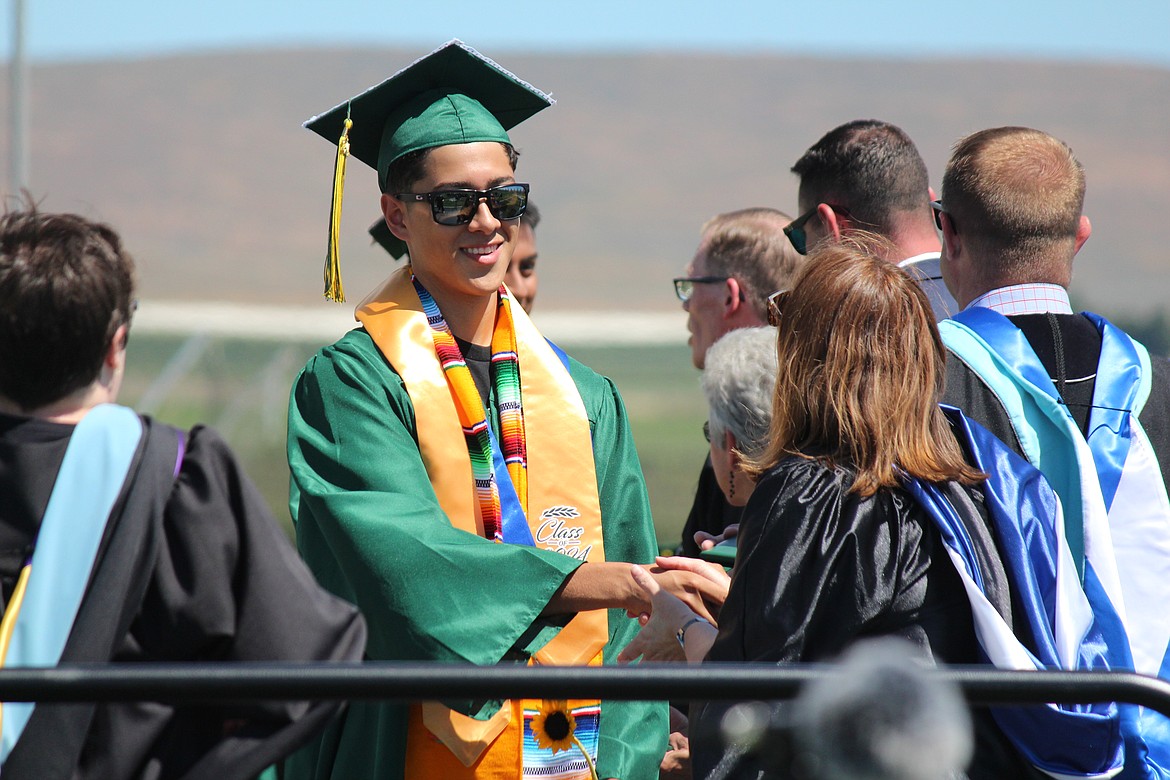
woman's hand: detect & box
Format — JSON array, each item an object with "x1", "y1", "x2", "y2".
[
  {"x1": 652, "y1": 554, "x2": 732, "y2": 589},
  {"x1": 660, "y1": 730, "x2": 691, "y2": 778},
  {"x1": 694, "y1": 523, "x2": 739, "y2": 551},
  {"x1": 617, "y1": 565, "x2": 696, "y2": 663}
]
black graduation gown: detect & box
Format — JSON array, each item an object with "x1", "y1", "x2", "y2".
[
  {"x1": 690, "y1": 456, "x2": 1044, "y2": 779},
  {"x1": 0, "y1": 412, "x2": 367, "y2": 780}
]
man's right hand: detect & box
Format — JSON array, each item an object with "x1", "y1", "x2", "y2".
[{"x1": 543, "y1": 558, "x2": 728, "y2": 622}]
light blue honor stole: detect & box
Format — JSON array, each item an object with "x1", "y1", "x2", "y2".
[
  {"x1": 904, "y1": 408, "x2": 1130, "y2": 779},
  {"x1": 942, "y1": 310, "x2": 1170, "y2": 777},
  {"x1": 0, "y1": 404, "x2": 142, "y2": 762}
]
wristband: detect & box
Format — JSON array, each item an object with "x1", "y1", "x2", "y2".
[{"x1": 676, "y1": 615, "x2": 711, "y2": 650}]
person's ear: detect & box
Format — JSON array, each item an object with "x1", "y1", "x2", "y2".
[
  {"x1": 724, "y1": 277, "x2": 745, "y2": 315},
  {"x1": 101, "y1": 324, "x2": 129, "y2": 387},
  {"x1": 108, "y1": 324, "x2": 128, "y2": 366},
  {"x1": 382, "y1": 193, "x2": 409, "y2": 242},
  {"x1": 1074, "y1": 215, "x2": 1092, "y2": 254},
  {"x1": 725, "y1": 430, "x2": 739, "y2": 462},
  {"x1": 939, "y1": 211, "x2": 960, "y2": 254},
  {"x1": 817, "y1": 203, "x2": 843, "y2": 242},
  {"x1": 939, "y1": 212, "x2": 967, "y2": 303}
]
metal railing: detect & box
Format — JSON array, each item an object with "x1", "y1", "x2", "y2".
[{"x1": 2, "y1": 662, "x2": 1169, "y2": 716}]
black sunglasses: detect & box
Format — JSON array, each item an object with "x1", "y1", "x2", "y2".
[
  {"x1": 766, "y1": 289, "x2": 789, "y2": 327},
  {"x1": 783, "y1": 204, "x2": 851, "y2": 255},
  {"x1": 931, "y1": 199, "x2": 956, "y2": 233},
  {"x1": 395, "y1": 183, "x2": 530, "y2": 226},
  {"x1": 702, "y1": 420, "x2": 711, "y2": 443},
  {"x1": 673, "y1": 276, "x2": 729, "y2": 303}
]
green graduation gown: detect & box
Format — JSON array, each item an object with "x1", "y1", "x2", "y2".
[{"x1": 285, "y1": 327, "x2": 665, "y2": 780}]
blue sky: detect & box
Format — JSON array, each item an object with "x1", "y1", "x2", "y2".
[{"x1": 3, "y1": 0, "x2": 1169, "y2": 67}]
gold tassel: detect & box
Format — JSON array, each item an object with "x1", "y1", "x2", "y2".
[{"x1": 324, "y1": 113, "x2": 352, "y2": 303}]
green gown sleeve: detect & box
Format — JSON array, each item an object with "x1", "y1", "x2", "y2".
[{"x1": 286, "y1": 330, "x2": 665, "y2": 780}]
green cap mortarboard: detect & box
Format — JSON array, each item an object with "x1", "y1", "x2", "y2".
[
  {"x1": 305, "y1": 39, "x2": 554, "y2": 191},
  {"x1": 305, "y1": 40, "x2": 552, "y2": 301}
]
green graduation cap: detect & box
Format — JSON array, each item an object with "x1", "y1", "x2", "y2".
[{"x1": 305, "y1": 39, "x2": 554, "y2": 300}]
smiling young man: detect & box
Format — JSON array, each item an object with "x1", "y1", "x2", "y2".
[
  {"x1": 286, "y1": 41, "x2": 716, "y2": 780},
  {"x1": 367, "y1": 198, "x2": 540, "y2": 313}
]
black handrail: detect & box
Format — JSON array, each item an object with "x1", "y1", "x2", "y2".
[{"x1": 2, "y1": 663, "x2": 1170, "y2": 716}]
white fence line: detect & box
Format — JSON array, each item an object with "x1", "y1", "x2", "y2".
[{"x1": 133, "y1": 301, "x2": 689, "y2": 347}]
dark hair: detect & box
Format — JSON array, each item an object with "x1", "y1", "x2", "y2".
[
  {"x1": 520, "y1": 199, "x2": 541, "y2": 231},
  {"x1": 792, "y1": 120, "x2": 931, "y2": 235},
  {"x1": 384, "y1": 142, "x2": 520, "y2": 194},
  {"x1": 0, "y1": 202, "x2": 135, "y2": 411}
]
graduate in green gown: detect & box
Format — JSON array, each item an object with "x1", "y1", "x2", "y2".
[{"x1": 286, "y1": 40, "x2": 720, "y2": 780}]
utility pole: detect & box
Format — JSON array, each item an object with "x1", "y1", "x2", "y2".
[{"x1": 8, "y1": 0, "x2": 28, "y2": 198}]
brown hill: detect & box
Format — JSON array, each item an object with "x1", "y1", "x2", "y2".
[{"x1": 2, "y1": 48, "x2": 1167, "y2": 318}]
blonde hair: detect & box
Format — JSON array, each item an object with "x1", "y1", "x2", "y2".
[
  {"x1": 699, "y1": 208, "x2": 804, "y2": 323},
  {"x1": 748, "y1": 232, "x2": 982, "y2": 496}
]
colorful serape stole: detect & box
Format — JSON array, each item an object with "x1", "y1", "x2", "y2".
[
  {"x1": 412, "y1": 277, "x2": 528, "y2": 541},
  {"x1": 521, "y1": 702, "x2": 600, "y2": 780},
  {"x1": 492, "y1": 310, "x2": 528, "y2": 514}
]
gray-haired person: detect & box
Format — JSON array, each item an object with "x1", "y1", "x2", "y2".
[{"x1": 701, "y1": 326, "x2": 779, "y2": 517}]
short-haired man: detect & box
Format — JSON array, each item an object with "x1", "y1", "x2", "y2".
[
  {"x1": 0, "y1": 205, "x2": 366, "y2": 779},
  {"x1": 673, "y1": 207, "x2": 802, "y2": 557},
  {"x1": 290, "y1": 41, "x2": 718, "y2": 780},
  {"x1": 937, "y1": 126, "x2": 1170, "y2": 774},
  {"x1": 504, "y1": 200, "x2": 540, "y2": 314},
  {"x1": 788, "y1": 119, "x2": 957, "y2": 320}
]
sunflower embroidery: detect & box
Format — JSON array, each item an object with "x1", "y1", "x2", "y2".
[{"x1": 530, "y1": 700, "x2": 599, "y2": 779}]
